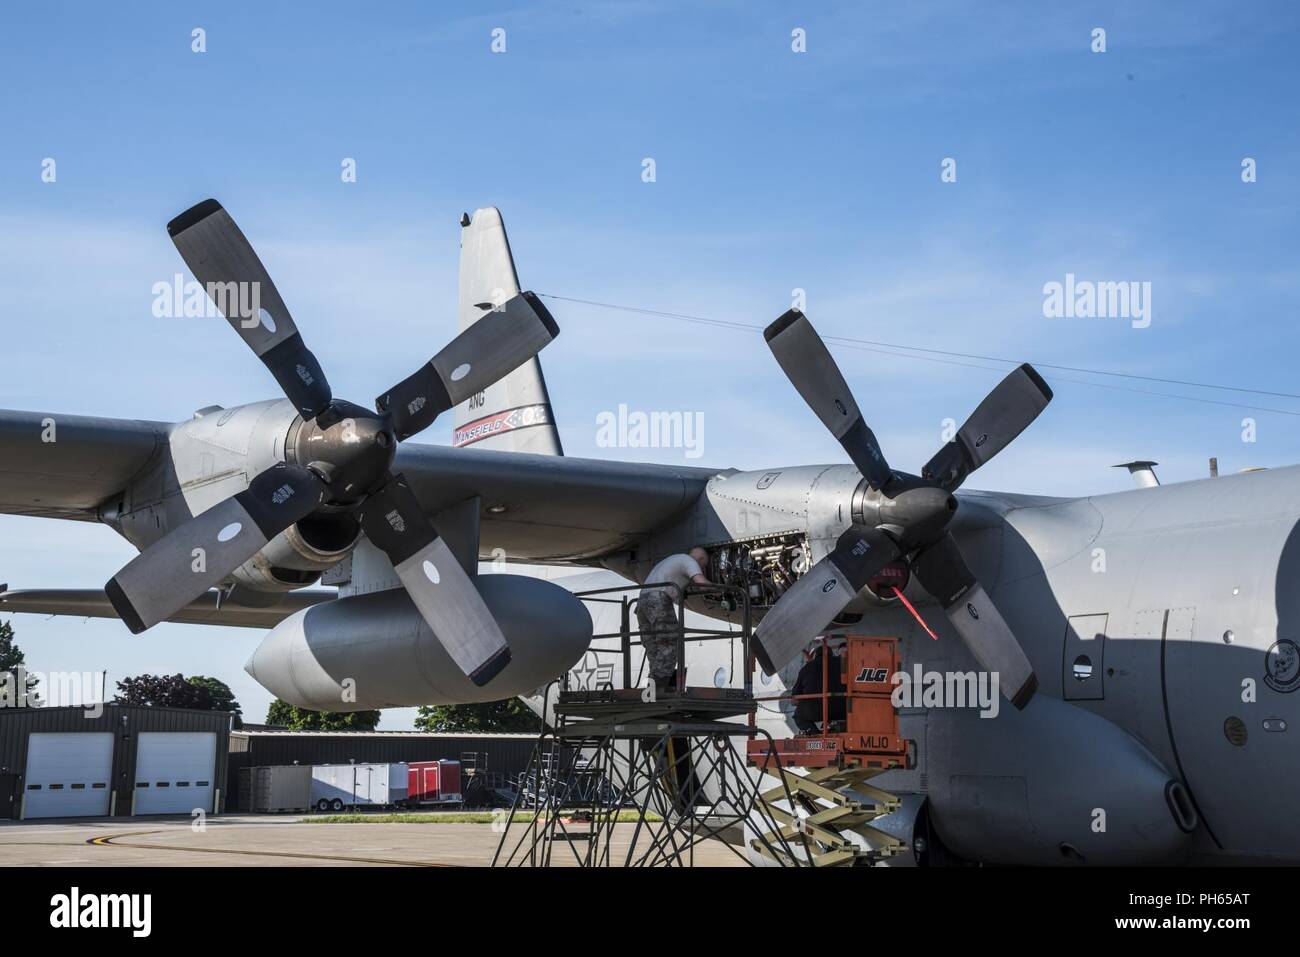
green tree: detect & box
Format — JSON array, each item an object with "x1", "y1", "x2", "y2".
[
  {"x1": 265, "y1": 699, "x2": 381, "y2": 731},
  {"x1": 115, "y1": 673, "x2": 219, "y2": 710},
  {"x1": 0, "y1": 620, "x2": 40, "y2": 704},
  {"x1": 187, "y1": 675, "x2": 242, "y2": 728},
  {"x1": 414, "y1": 699, "x2": 538, "y2": 733}
]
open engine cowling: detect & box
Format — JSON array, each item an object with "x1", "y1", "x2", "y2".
[{"x1": 245, "y1": 574, "x2": 593, "y2": 710}]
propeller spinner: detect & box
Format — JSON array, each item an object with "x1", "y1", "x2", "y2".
[{"x1": 755, "y1": 309, "x2": 1051, "y2": 709}]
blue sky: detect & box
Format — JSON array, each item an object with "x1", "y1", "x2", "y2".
[{"x1": 2, "y1": 1, "x2": 1298, "y2": 727}]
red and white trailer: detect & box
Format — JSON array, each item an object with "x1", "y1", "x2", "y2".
[{"x1": 406, "y1": 760, "x2": 462, "y2": 806}]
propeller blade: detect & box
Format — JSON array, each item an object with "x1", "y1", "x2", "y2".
[
  {"x1": 752, "y1": 524, "x2": 900, "y2": 675},
  {"x1": 357, "y1": 474, "x2": 511, "y2": 686},
  {"x1": 168, "y1": 199, "x2": 333, "y2": 420},
  {"x1": 922, "y1": 363, "x2": 1052, "y2": 491},
  {"x1": 909, "y1": 533, "x2": 1037, "y2": 708},
  {"x1": 764, "y1": 310, "x2": 893, "y2": 491},
  {"x1": 105, "y1": 464, "x2": 327, "y2": 634},
  {"x1": 376, "y1": 292, "x2": 558, "y2": 442}
]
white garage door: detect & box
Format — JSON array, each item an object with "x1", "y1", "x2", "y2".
[
  {"x1": 24, "y1": 732, "x2": 114, "y2": 819},
  {"x1": 133, "y1": 732, "x2": 217, "y2": 815}
]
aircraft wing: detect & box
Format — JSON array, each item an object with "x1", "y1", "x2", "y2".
[
  {"x1": 0, "y1": 585, "x2": 333, "y2": 629},
  {"x1": 393, "y1": 442, "x2": 716, "y2": 561},
  {"x1": 0, "y1": 409, "x2": 167, "y2": 520},
  {"x1": 0, "y1": 408, "x2": 717, "y2": 561}
]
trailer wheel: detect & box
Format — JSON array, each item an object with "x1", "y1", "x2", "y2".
[
  {"x1": 315, "y1": 799, "x2": 330, "y2": 813},
  {"x1": 330, "y1": 798, "x2": 345, "y2": 812}
]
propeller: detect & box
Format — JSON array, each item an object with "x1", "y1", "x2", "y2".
[
  {"x1": 754, "y1": 309, "x2": 1051, "y2": 708},
  {"x1": 749, "y1": 524, "x2": 900, "y2": 675},
  {"x1": 167, "y1": 199, "x2": 333, "y2": 420},
  {"x1": 377, "y1": 291, "x2": 558, "y2": 442},
  {"x1": 106, "y1": 199, "x2": 560, "y2": 686},
  {"x1": 355, "y1": 475, "x2": 511, "y2": 685},
  {"x1": 764, "y1": 310, "x2": 893, "y2": 490},
  {"x1": 106, "y1": 464, "x2": 327, "y2": 634},
  {"x1": 910, "y1": 533, "x2": 1038, "y2": 708}
]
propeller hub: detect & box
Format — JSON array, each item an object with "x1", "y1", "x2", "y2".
[
  {"x1": 857, "y1": 472, "x2": 958, "y2": 550},
  {"x1": 290, "y1": 400, "x2": 396, "y2": 504}
]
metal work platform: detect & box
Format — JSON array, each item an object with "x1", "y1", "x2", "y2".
[{"x1": 491, "y1": 686, "x2": 809, "y2": 867}]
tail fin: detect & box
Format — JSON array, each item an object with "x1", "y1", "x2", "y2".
[{"x1": 452, "y1": 207, "x2": 563, "y2": 456}]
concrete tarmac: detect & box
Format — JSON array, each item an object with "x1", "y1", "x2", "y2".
[{"x1": 0, "y1": 815, "x2": 747, "y2": 867}]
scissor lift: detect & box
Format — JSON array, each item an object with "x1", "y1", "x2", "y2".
[{"x1": 747, "y1": 635, "x2": 912, "y2": 866}]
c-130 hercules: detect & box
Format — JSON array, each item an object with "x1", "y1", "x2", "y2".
[{"x1": 1, "y1": 201, "x2": 1295, "y2": 866}]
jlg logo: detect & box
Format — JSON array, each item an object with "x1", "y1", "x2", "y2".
[{"x1": 854, "y1": 667, "x2": 888, "y2": 683}]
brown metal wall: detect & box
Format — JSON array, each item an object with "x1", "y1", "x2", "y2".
[{"x1": 0, "y1": 705, "x2": 233, "y2": 818}]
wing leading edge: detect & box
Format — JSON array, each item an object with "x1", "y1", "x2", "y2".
[{"x1": 0, "y1": 409, "x2": 166, "y2": 520}]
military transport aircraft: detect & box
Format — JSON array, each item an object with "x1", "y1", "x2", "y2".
[{"x1": 1, "y1": 202, "x2": 1296, "y2": 866}]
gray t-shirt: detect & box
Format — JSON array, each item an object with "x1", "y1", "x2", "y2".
[{"x1": 642, "y1": 553, "x2": 703, "y2": 598}]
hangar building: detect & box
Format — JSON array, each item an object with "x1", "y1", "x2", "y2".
[{"x1": 0, "y1": 704, "x2": 232, "y2": 819}]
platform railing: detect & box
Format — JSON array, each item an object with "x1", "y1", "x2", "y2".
[
  {"x1": 570, "y1": 580, "x2": 754, "y2": 695},
  {"x1": 747, "y1": 635, "x2": 846, "y2": 732}
]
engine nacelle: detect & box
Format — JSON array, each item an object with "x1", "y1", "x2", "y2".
[
  {"x1": 230, "y1": 512, "x2": 362, "y2": 593},
  {"x1": 245, "y1": 574, "x2": 593, "y2": 710},
  {"x1": 925, "y1": 693, "x2": 1195, "y2": 865}
]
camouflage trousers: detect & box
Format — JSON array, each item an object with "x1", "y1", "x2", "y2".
[{"x1": 635, "y1": 589, "x2": 681, "y2": 682}]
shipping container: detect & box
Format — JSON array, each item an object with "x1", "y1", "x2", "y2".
[
  {"x1": 250, "y1": 765, "x2": 312, "y2": 812},
  {"x1": 407, "y1": 760, "x2": 462, "y2": 806},
  {"x1": 309, "y1": 763, "x2": 407, "y2": 812}
]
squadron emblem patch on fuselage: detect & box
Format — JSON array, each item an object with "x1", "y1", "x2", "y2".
[{"x1": 1265, "y1": 639, "x2": 1300, "y2": 693}]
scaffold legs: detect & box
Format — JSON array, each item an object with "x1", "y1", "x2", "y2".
[
  {"x1": 749, "y1": 761, "x2": 908, "y2": 867},
  {"x1": 492, "y1": 709, "x2": 810, "y2": 867}
]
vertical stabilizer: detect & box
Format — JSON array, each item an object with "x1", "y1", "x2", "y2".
[{"x1": 453, "y1": 208, "x2": 563, "y2": 455}]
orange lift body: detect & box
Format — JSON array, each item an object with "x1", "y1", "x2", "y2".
[{"x1": 749, "y1": 636, "x2": 910, "y2": 771}]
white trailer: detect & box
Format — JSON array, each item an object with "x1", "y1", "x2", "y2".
[{"x1": 310, "y1": 763, "x2": 407, "y2": 812}]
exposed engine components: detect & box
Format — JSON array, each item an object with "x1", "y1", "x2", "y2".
[{"x1": 705, "y1": 533, "x2": 810, "y2": 611}]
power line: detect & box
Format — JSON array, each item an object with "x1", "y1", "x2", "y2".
[{"x1": 539, "y1": 293, "x2": 1300, "y2": 417}]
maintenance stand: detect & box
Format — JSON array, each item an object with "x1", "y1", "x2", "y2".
[{"x1": 491, "y1": 683, "x2": 807, "y2": 867}]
